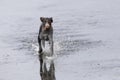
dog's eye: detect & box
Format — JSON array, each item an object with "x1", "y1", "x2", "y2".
[
  {"x1": 47, "y1": 21, "x2": 51, "y2": 23},
  {"x1": 44, "y1": 20, "x2": 48, "y2": 23},
  {"x1": 48, "y1": 21, "x2": 51, "y2": 24}
]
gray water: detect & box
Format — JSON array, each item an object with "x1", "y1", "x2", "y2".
[{"x1": 1, "y1": 0, "x2": 120, "y2": 80}]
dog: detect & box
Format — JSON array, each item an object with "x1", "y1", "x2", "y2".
[{"x1": 38, "y1": 17, "x2": 54, "y2": 56}]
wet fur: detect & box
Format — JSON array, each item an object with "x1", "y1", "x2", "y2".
[{"x1": 38, "y1": 17, "x2": 54, "y2": 56}]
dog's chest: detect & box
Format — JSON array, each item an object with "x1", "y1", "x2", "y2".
[{"x1": 41, "y1": 33, "x2": 49, "y2": 41}]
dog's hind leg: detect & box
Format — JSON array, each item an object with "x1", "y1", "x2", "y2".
[
  {"x1": 48, "y1": 35, "x2": 54, "y2": 56},
  {"x1": 50, "y1": 41, "x2": 54, "y2": 56}
]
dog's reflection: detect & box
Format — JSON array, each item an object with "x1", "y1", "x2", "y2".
[{"x1": 39, "y1": 54, "x2": 56, "y2": 80}]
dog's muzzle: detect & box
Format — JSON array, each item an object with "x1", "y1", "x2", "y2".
[{"x1": 44, "y1": 22, "x2": 50, "y2": 30}]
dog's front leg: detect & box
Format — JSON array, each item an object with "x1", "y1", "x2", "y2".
[
  {"x1": 38, "y1": 36, "x2": 42, "y2": 54},
  {"x1": 41, "y1": 40, "x2": 45, "y2": 48}
]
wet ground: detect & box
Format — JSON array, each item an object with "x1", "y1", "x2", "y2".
[{"x1": 1, "y1": 0, "x2": 120, "y2": 80}]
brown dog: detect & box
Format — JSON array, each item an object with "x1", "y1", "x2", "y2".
[{"x1": 38, "y1": 17, "x2": 54, "y2": 55}]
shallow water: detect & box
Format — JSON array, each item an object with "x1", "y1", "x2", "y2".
[{"x1": 0, "y1": 0, "x2": 120, "y2": 80}]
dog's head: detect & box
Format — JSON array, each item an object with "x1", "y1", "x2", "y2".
[{"x1": 40, "y1": 17, "x2": 53, "y2": 31}]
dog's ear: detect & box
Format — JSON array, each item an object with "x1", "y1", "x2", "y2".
[
  {"x1": 50, "y1": 17, "x2": 53, "y2": 23},
  {"x1": 40, "y1": 17, "x2": 44, "y2": 22}
]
